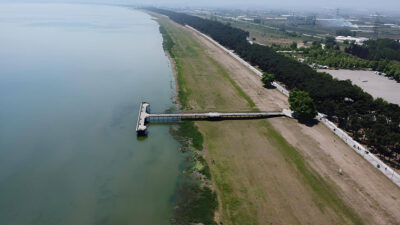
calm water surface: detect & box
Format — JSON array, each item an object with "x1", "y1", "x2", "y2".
[{"x1": 0, "y1": 3, "x2": 183, "y2": 225}]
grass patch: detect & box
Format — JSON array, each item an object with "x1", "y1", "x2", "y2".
[
  {"x1": 173, "y1": 121, "x2": 204, "y2": 150},
  {"x1": 204, "y1": 127, "x2": 259, "y2": 225},
  {"x1": 199, "y1": 158, "x2": 212, "y2": 179},
  {"x1": 156, "y1": 14, "x2": 363, "y2": 225},
  {"x1": 175, "y1": 60, "x2": 191, "y2": 110},
  {"x1": 159, "y1": 25, "x2": 175, "y2": 58},
  {"x1": 262, "y1": 121, "x2": 363, "y2": 225},
  {"x1": 159, "y1": 16, "x2": 255, "y2": 111},
  {"x1": 170, "y1": 121, "x2": 217, "y2": 225},
  {"x1": 206, "y1": 54, "x2": 256, "y2": 109},
  {"x1": 156, "y1": 16, "x2": 218, "y2": 225},
  {"x1": 194, "y1": 160, "x2": 204, "y2": 170},
  {"x1": 175, "y1": 184, "x2": 218, "y2": 225},
  {"x1": 159, "y1": 23, "x2": 191, "y2": 109}
]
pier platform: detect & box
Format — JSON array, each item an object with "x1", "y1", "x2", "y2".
[{"x1": 136, "y1": 102, "x2": 292, "y2": 136}]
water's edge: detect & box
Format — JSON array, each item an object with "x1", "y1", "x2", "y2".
[{"x1": 150, "y1": 12, "x2": 219, "y2": 224}]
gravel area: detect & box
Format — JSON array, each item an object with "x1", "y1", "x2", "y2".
[{"x1": 319, "y1": 69, "x2": 400, "y2": 105}]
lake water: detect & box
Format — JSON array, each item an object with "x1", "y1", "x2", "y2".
[{"x1": 0, "y1": 3, "x2": 183, "y2": 225}]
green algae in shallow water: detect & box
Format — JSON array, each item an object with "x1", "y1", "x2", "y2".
[{"x1": 172, "y1": 121, "x2": 204, "y2": 150}]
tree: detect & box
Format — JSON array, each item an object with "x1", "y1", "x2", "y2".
[
  {"x1": 312, "y1": 40, "x2": 321, "y2": 46},
  {"x1": 289, "y1": 89, "x2": 317, "y2": 122},
  {"x1": 261, "y1": 72, "x2": 275, "y2": 87},
  {"x1": 336, "y1": 29, "x2": 356, "y2": 37},
  {"x1": 290, "y1": 41, "x2": 297, "y2": 50},
  {"x1": 325, "y1": 36, "x2": 336, "y2": 45},
  {"x1": 149, "y1": 8, "x2": 400, "y2": 164}
]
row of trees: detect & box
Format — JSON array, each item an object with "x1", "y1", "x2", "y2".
[
  {"x1": 148, "y1": 8, "x2": 400, "y2": 166},
  {"x1": 346, "y1": 39, "x2": 400, "y2": 61},
  {"x1": 297, "y1": 43, "x2": 400, "y2": 81},
  {"x1": 344, "y1": 40, "x2": 400, "y2": 81},
  {"x1": 301, "y1": 44, "x2": 370, "y2": 69},
  {"x1": 262, "y1": 73, "x2": 317, "y2": 122},
  {"x1": 336, "y1": 29, "x2": 357, "y2": 37}
]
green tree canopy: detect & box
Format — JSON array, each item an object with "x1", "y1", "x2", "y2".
[
  {"x1": 325, "y1": 36, "x2": 336, "y2": 45},
  {"x1": 261, "y1": 72, "x2": 275, "y2": 87},
  {"x1": 290, "y1": 41, "x2": 297, "y2": 50},
  {"x1": 289, "y1": 89, "x2": 317, "y2": 122},
  {"x1": 149, "y1": 8, "x2": 400, "y2": 164},
  {"x1": 336, "y1": 29, "x2": 356, "y2": 37}
]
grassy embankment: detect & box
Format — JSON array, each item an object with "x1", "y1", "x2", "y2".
[
  {"x1": 155, "y1": 14, "x2": 363, "y2": 225},
  {"x1": 160, "y1": 22, "x2": 218, "y2": 225}
]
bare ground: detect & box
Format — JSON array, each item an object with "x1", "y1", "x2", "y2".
[
  {"x1": 156, "y1": 17, "x2": 359, "y2": 224},
  {"x1": 185, "y1": 26, "x2": 400, "y2": 224},
  {"x1": 319, "y1": 69, "x2": 400, "y2": 105},
  {"x1": 151, "y1": 12, "x2": 400, "y2": 224}
]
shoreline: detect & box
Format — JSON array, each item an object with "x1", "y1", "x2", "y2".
[
  {"x1": 152, "y1": 12, "x2": 219, "y2": 225},
  {"x1": 186, "y1": 24, "x2": 400, "y2": 186},
  {"x1": 149, "y1": 13, "x2": 180, "y2": 107},
  {"x1": 165, "y1": 51, "x2": 180, "y2": 107},
  {"x1": 147, "y1": 10, "x2": 400, "y2": 225}
]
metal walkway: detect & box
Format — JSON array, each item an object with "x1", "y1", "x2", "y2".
[{"x1": 136, "y1": 102, "x2": 292, "y2": 136}]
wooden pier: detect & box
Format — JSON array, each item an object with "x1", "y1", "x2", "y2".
[{"x1": 136, "y1": 102, "x2": 292, "y2": 136}]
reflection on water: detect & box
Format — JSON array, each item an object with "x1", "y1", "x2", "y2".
[{"x1": 0, "y1": 3, "x2": 182, "y2": 225}]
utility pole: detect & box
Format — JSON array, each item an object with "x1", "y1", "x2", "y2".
[{"x1": 373, "y1": 12, "x2": 380, "y2": 39}]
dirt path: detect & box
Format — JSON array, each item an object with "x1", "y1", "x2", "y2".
[{"x1": 185, "y1": 26, "x2": 400, "y2": 224}]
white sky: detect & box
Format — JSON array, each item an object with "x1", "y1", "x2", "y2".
[{"x1": 1, "y1": 0, "x2": 400, "y2": 12}]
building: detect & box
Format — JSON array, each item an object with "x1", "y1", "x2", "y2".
[{"x1": 336, "y1": 36, "x2": 368, "y2": 45}]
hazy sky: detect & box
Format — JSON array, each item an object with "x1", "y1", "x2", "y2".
[{"x1": 2, "y1": 0, "x2": 400, "y2": 12}]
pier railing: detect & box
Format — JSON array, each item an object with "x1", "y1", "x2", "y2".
[{"x1": 136, "y1": 102, "x2": 292, "y2": 136}]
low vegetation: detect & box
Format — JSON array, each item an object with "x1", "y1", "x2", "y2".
[
  {"x1": 174, "y1": 121, "x2": 204, "y2": 150},
  {"x1": 174, "y1": 185, "x2": 217, "y2": 225},
  {"x1": 346, "y1": 39, "x2": 400, "y2": 81},
  {"x1": 152, "y1": 12, "x2": 366, "y2": 225},
  {"x1": 296, "y1": 42, "x2": 400, "y2": 81},
  {"x1": 263, "y1": 121, "x2": 363, "y2": 225},
  {"x1": 217, "y1": 18, "x2": 308, "y2": 47},
  {"x1": 300, "y1": 43, "x2": 371, "y2": 69},
  {"x1": 147, "y1": 8, "x2": 400, "y2": 167},
  {"x1": 159, "y1": 26, "x2": 175, "y2": 58},
  {"x1": 346, "y1": 39, "x2": 400, "y2": 61},
  {"x1": 159, "y1": 22, "x2": 217, "y2": 225},
  {"x1": 336, "y1": 28, "x2": 357, "y2": 37}
]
